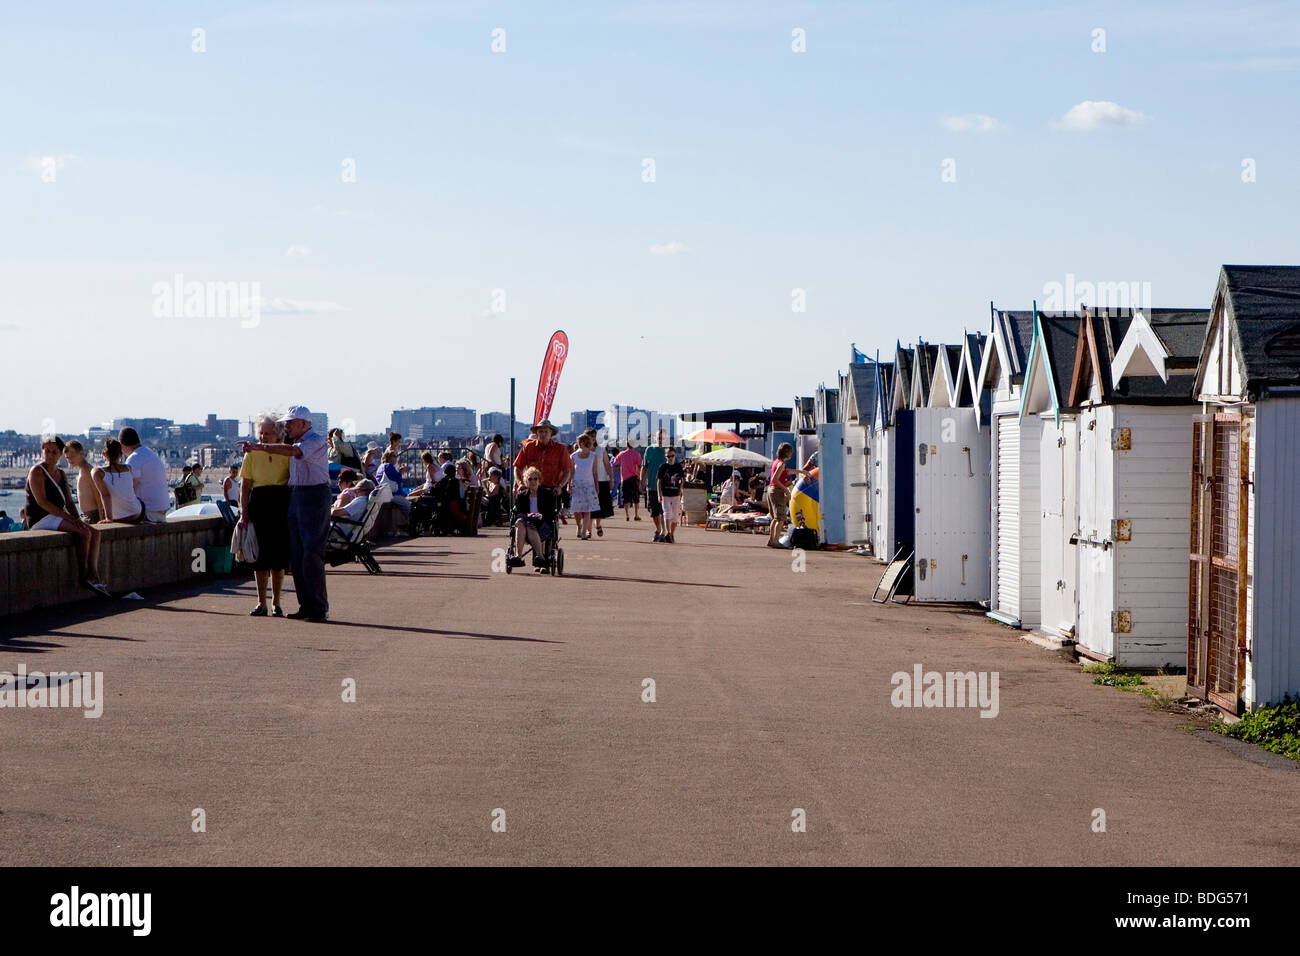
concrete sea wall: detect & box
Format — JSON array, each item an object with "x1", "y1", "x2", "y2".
[{"x1": 0, "y1": 517, "x2": 230, "y2": 616}]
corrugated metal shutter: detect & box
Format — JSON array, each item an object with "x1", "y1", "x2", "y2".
[{"x1": 996, "y1": 416, "x2": 1020, "y2": 618}]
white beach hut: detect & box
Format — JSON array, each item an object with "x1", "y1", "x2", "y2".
[
  {"x1": 978, "y1": 309, "x2": 1041, "y2": 629},
  {"x1": 1188, "y1": 265, "x2": 1300, "y2": 713},
  {"x1": 838, "y1": 357, "x2": 879, "y2": 551},
  {"x1": 1019, "y1": 309, "x2": 1082, "y2": 641},
  {"x1": 1067, "y1": 306, "x2": 1209, "y2": 668},
  {"x1": 908, "y1": 340, "x2": 991, "y2": 602},
  {"x1": 871, "y1": 346, "x2": 912, "y2": 561}
]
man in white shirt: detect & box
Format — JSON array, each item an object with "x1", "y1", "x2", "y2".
[
  {"x1": 118, "y1": 427, "x2": 171, "y2": 522},
  {"x1": 332, "y1": 478, "x2": 375, "y2": 521}
]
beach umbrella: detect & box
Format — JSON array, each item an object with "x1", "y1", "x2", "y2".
[
  {"x1": 696, "y1": 447, "x2": 772, "y2": 468},
  {"x1": 684, "y1": 428, "x2": 743, "y2": 444},
  {"x1": 167, "y1": 502, "x2": 230, "y2": 519}
]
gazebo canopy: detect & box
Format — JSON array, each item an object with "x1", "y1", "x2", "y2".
[{"x1": 684, "y1": 408, "x2": 792, "y2": 433}]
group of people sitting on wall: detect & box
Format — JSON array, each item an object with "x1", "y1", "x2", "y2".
[{"x1": 19, "y1": 427, "x2": 178, "y2": 595}]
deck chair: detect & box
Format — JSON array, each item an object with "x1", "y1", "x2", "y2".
[
  {"x1": 872, "y1": 546, "x2": 914, "y2": 604},
  {"x1": 326, "y1": 486, "x2": 389, "y2": 574}
]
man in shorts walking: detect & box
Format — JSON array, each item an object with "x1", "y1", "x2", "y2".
[
  {"x1": 640, "y1": 429, "x2": 668, "y2": 542},
  {"x1": 655, "y1": 445, "x2": 685, "y2": 543},
  {"x1": 613, "y1": 440, "x2": 642, "y2": 522}
]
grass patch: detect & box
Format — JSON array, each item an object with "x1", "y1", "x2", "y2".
[
  {"x1": 1081, "y1": 661, "x2": 1146, "y2": 691},
  {"x1": 1212, "y1": 698, "x2": 1300, "y2": 762}
]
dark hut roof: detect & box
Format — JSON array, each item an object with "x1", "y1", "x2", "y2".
[
  {"x1": 962, "y1": 331, "x2": 987, "y2": 412},
  {"x1": 1107, "y1": 309, "x2": 1210, "y2": 402},
  {"x1": 992, "y1": 309, "x2": 1036, "y2": 383},
  {"x1": 913, "y1": 342, "x2": 939, "y2": 405},
  {"x1": 1038, "y1": 313, "x2": 1080, "y2": 408},
  {"x1": 943, "y1": 345, "x2": 963, "y2": 392},
  {"x1": 846, "y1": 362, "x2": 878, "y2": 424},
  {"x1": 1218, "y1": 265, "x2": 1300, "y2": 389},
  {"x1": 875, "y1": 362, "x2": 894, "y2": 426},
  {"x1": 893, "y1": 345, "x2": 914, "y2": 409}
]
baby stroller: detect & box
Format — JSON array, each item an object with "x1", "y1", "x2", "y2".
[{"x1": 506, "y1": 486, "x2": 564, "y2": 576}]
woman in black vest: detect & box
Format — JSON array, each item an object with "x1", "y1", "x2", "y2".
[{"x1": 26, "y1": 435, "x2": 110, "y2": 595}]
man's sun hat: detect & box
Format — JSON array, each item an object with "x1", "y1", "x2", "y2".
[
  {"x1": 530, "y1": 419, "x2": 558, "y2": 436},
  {"x1": 277, "y1": 405, "x2": 312, "y2": 424}
]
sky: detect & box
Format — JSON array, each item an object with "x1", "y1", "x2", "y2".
[{"x1": 2, "y1": 0, "x2": 1298, "y2": 435}]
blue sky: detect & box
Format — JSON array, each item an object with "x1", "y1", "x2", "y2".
[{"x1": 3, "y1": 0, "x2": 1298, "y2": 434}]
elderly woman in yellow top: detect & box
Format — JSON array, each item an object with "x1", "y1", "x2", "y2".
[{"x1": 237, "y1": 412, "x2": 292, "y2": 617}]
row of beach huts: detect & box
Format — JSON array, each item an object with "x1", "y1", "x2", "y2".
[{"x1": 799, "y1": 265, "x2": 1300, "y2": 715}]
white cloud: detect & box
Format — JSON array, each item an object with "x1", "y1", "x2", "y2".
[
  {"x1": 23, "y1": 153, "x2": 79, "y2": 175},
  {"x1": 254, "y1": 297, "x2": 347, "y2": 315},
  {"x1": 940, "y1": 114, "x2": 999, "y2": 133},
  {"x1": 650, "y1": 241, "x2": 691, "y2": 256},
  {"x1": 284, "y1": 244, "x2": 312, "y2": 258},
  {"x1": 1055, "y1": 101, "x2": 1149, "y2": 131}
]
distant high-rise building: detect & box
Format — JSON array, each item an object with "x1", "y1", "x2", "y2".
[
  {"x1": 112, "y1": 417, "x2": 173, "y2": 439},
  {"x1": 205, "y1": 413, "x2": 239, "y2": 439},
  {"x1": 391, "y1": 406, "x2": 477, "y2": 441},
  {"x1": 311, "y1": 411, "x2": 329, "y2": 436},
  {"x1": 607, "y1": 405, "x2": 676, "y2": 444},
  {"x1": 570, "y1": 410, "x2": 603, "y2": 435},
  {"x1": 480, "y1": 412, "x2": 529, "y2": 441}
]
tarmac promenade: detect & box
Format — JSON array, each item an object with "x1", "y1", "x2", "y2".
[{"x1": 2, "y1": 521, "x2": 1297, "y2": 866}]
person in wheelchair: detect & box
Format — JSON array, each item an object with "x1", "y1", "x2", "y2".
[{"x1": 508, "y1": 466, "x2": 559, "y2": 570}]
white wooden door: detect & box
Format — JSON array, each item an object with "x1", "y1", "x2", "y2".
[
  {"x1": 872, "y1": 427, "x2": 893, "y2": 559},
  {"x1": 1076, "y1": 406, "x2": 1116, "y2": 657},
  {"x1": 1040, "y1": 416, "x2": 1080, "y2": 637},
  {"x1": 995, "y1": 414, "x2": 1021, "y2": 621},
  {"x1": 843, "y1": 424, "x2": 871, "y2": 548},
  {"x1": 913, "y1": 408, "x2": 991, "y2": 602}
]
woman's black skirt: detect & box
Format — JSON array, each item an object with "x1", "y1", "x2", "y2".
[
  {"x1": 596, "y1": 481, "x2": 615, "y2": 519},
  {"x1": 247, "y1": 484, "x2": 290, "y2": 571}
]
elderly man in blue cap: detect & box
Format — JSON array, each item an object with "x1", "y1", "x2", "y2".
[{"x1": 239, "y1": 405, "x2": 331, "y2": 621}]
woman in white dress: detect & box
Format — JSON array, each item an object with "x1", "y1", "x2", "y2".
[{"x1": 568, "y1": 433, "x2": 600, "y2": 540}]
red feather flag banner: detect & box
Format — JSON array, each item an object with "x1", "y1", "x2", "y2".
[{"x1": 533, "y1": 330, "x2": 569, "y2": 426}]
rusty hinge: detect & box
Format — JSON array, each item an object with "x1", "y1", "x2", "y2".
[
  {"x1": 1112, "y1": 427, "x2": 1131, "y2": 451},
  {"x1": 1111, "y1": 518, "x2": 1132, "y2": 542},
  {"x1": 1110, "y1": 610, "x2": 1132, "y2": 633}
]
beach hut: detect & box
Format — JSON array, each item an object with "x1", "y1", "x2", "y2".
[
  {"x1": 909, "y1": 340, "x2": 991, "y2": 603},
  {"x1": 838, "y1": 358, "x2": 879, "y2": 551},
  {"x1": 1019, "y1": 309, "x2": 1082, "y2": 641},
  {"x1": 1188, "y1": 265, "x2": 1300, "y2": 713},
  {"x1": 981, "y1": 309, "x2": 1044, "y2": 628},
  {"x1": 1067, "y1": 306, "x2": 1210, "y2": 668},
  {"x1": 872, "y1": 345, "x2": 915, "y2": 560},
  {"x1": 869, "y1": 359, "x2": 898, "y2": 559}
]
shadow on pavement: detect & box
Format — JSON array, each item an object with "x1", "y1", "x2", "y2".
[{"x1": 558, "y1": 573, "x2": 738, "y2": 588}]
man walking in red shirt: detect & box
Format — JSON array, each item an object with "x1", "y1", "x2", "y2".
[{"x1": 513, "y1": 419, "x2": 572, "y2": 492}]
